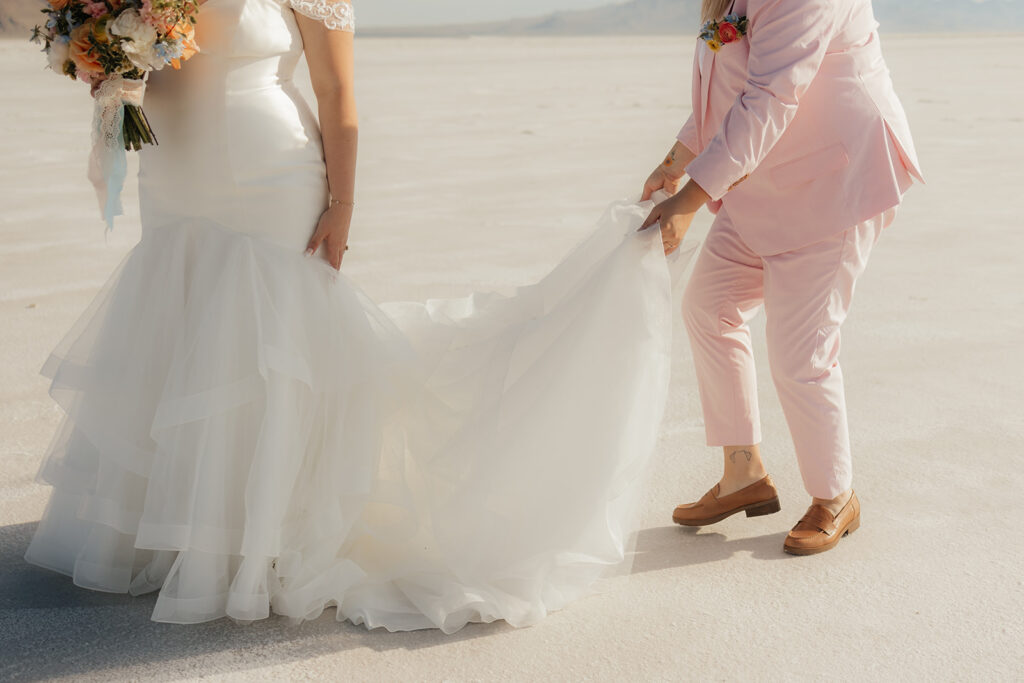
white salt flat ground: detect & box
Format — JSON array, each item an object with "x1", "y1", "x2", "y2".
[{"x1": 1, "y1": 34, "x2": 1022, "y2": 681}]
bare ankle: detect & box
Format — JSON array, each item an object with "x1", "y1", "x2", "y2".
[{"x1": 719, "y1": 445, "x2": 767, "y2": 496}]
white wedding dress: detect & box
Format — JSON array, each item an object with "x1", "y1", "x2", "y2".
[{"x1": 24, "y1": 0, "x2": 692, "y2": 633}]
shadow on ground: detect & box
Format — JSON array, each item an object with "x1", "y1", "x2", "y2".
[
  {"x1": 629, "y1": 525, "x2": 792, "y2": 574},
  {"x1": 0, "y1": 521, "x2": 510, "y2": 682},
  {"x1": 0, "y1": 520, "x2": 795, "y2": 681}
]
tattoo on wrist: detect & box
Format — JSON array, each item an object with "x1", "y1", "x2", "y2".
[
  {"x1": 663, "y1": 148, "x2": 677, "y2": 167},
  {"x1": 728, "y1": 449, "x2": 754, "y2": 464}
]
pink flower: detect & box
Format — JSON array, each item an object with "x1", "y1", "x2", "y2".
[
  {"x1": 138, "y1": 0, "x2": 172, "y2": 26},
  {"x1": 83, "y1": 1, "x2": 108, "y2": 17},
  {"x1": 717, "y1": 22, "x2": 740, "y2": 44},
  {"x1": 79, "y1": 69, "x2": 103, "y2": 88}
]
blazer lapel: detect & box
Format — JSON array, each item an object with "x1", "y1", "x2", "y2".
[{"x1": 699, "y1": 43, "x2": 715, "y2": 126}]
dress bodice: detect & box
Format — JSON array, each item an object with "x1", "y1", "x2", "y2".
[
  {"x1": 184, "y1": 0, "x2": 305, "y2": 83},
  {"x1": 194, "y1": 0, "x2": 353, "y2": 58},
  {"x1": 146, "y1": 0, "x2": 354, "y2": 104},
  {"x1": 137, "y1": 0, "x2": 354, "y2": 251}
]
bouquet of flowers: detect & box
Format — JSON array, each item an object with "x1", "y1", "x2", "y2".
[{"x1": 31, "y1": 0, "x2": 200, "y2": 227}]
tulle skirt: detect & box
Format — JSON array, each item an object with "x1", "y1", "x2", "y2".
[{"x1": 24, "y1": 199, "x2": 694, "y2": 633}]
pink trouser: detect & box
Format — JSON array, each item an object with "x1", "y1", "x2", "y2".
[{"x1": 682, "y1": 206, "x2": 896, "y2": 499}]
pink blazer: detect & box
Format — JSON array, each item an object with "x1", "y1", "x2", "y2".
[{"x1": 677, "y1": 0, "x2": 923, "y2": 255}]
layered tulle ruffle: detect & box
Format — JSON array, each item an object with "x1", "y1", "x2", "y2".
[{"x1": 25, "y1": 200, "x2": 693, "y2": 633}]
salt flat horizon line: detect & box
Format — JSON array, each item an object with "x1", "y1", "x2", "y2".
[
  {"x1": 350, "y1": 30, "x2": 1024, "y2": 39},
  {"x1": 2, "y1": 32, "x2": 1022, "y2": 42}
]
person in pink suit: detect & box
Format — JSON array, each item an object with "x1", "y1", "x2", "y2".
[{"x1": 641, "y1": 0, "x2": 923, "y2": 554}]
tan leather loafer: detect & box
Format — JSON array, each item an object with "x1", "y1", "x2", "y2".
[
  {"x1": 672, "y1": 475, "x2": 781, "y2": 526},
  {"x1": 783, "y1": 491, "x2": 860, "y2": 555}
]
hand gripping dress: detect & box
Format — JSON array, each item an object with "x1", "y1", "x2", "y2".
[{"x1": 24, "y1": 0, "x2": 688, "y2": 633}]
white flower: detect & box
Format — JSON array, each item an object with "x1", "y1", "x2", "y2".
[
  {"x1": 46, "y1": 36, "x2": 70, "y2": 73},
  {"x1": 122, "y1": 40, "x2": 166, "y2": 71},
  {"x1": 108, "y1": 9, "x2": 163, "y2": 71},
  {"x1": 109, "y1": 9, "x2": 157, "y2": 44}
]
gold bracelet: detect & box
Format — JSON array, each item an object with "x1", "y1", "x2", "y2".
[{"x1": 330, "y1": 198, "x2": 355, "y2": 207}]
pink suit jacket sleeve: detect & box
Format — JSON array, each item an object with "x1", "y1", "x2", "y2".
[
  {"x1": 685, "y1": 0, "x2": 835, "y2": 201},
  {"x1": 677, "y1": 115, "x2": 700, "y2": 155}
]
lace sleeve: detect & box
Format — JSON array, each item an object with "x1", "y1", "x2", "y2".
[{"x1": 287, "y1": 0, "x2": 355, "y2": 32}]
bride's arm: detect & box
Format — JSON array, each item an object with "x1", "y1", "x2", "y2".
[{"x1": 296, "y1": 11, "x2": 357, "y2": 269}]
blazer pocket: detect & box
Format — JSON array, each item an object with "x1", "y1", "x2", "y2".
[{"x1": 769, "y1": 142, "x2": 850, "y2": 191}]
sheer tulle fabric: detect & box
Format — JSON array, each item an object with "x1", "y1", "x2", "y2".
[{"x1": 25, "y1": 202, "x2": 694, "y2": 632}]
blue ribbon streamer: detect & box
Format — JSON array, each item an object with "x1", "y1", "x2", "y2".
[{"x1": 98, "y1": 103, "x2": 129, "y2": 232}]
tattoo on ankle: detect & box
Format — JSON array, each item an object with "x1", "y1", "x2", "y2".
[{"x1": 729, "y1": 449, "x2": 753, "y2": 464}]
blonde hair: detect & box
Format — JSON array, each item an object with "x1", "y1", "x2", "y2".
[{"x1": 702, "y1": 0, "x2": 733, "y2": 22}]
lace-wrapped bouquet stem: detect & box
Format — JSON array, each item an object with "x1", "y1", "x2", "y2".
[{"x1": 31, "y1": 0, "x2": 201, "y2": 228}]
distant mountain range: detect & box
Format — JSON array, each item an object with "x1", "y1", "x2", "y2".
[
  {"x1": 358, "y1": 0, "x2": 1023, "y2": 36},
  {"x1": 0, "y1": 0, "x2": 44, "y2": 38},
  {"x1": 2, "y1": 0, "x2": 1021, "y2": 39}
]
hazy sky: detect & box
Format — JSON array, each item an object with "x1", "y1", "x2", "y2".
[{"x1": 356, "y1": 0, "x2": 619, "y2": 27}]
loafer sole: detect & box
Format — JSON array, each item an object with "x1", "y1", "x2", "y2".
[{"x1": 672, "y1": 496, "x2": 781, "y2": 527}]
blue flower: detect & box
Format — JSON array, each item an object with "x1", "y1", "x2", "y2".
[{"x1": 155, "y1": 39, "x2": 185, "y2": 63}]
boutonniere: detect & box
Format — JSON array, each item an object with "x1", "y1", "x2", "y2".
[{"x1": 699, "y1": 13, "x2": 748, "y2": 52}]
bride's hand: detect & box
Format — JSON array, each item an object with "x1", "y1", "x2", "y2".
[{"x1": 305, "y1": 203, "x2": 353, "y2": 270}]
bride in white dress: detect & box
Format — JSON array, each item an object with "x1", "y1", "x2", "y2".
[{"x1": 24, "y1": 0, "x2": 690, "y2": 633}]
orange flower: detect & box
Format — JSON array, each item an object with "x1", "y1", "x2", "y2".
[
  {"x1": 169, "y1": 21, "x2": 197, "y2": 70},
  {"x1": 69, "y1": 21, "x2": 105, "y2": 75},
  {"x1": 165, "y1": 21, "x2": 198, "y2": 69},
  {"x1": 47, "y1": 0, "x2": 72, "y2": 9}
]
